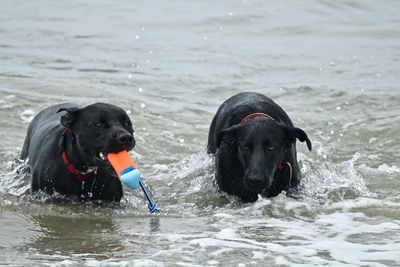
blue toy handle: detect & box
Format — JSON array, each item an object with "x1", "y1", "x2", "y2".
[
  {"x1": 139, "y1": 181, "x2": 160, "y2": 214},
  {"x1": 120, "y1": 167, "x2": 159, "y2": 214}
]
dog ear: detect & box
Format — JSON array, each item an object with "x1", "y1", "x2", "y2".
[
  {"x1": 286, "y1": 126, "x2": 312, "y2": 151},
  {"x1": 216, "y1": 124, "x2": 241, "y2": 148},
  {"x1": 57, "y1": 107, "x2": 81, "y2": 129}
]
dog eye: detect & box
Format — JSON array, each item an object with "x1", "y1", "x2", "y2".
[
  {"x1": 266, "y1": 145, "x2": 275, "y2": 151},
  {"x1": 93, "y1": 121, "x2": 103, "y2": 128},
  {"x1": 123, "y1": 120, "x2": 131, "y2": 127},
  {"x1": 241, "y1": 145, "x2": 250, "y2": 152}
]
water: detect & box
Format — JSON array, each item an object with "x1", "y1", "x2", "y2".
[{"x1": 1, "y1": 0, "x2": 400, "y2": 266}]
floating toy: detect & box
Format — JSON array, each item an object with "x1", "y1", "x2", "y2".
[{"x1": 107, "y1": 151, "x2": 159, "y2": 213}]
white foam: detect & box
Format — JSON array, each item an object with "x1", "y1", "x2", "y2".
[
  {"x1": 301, "y1": 152, "x2": 370, "y2": 202},
  {"x1": 50, "y1": 260, "x2": 77, "y2": 267},
  {"x1": 215, "y1": 228, "x2": 238, "y2": 239},
  {"x1": 152, "y1": 164, "x2": 169, "y2": 172},
  {"x1": 167, "y1": 200, "x2": 400, "y2": 266},
  {"x1": 329, "y1": 197, "x2": 400, "y2": 211},
  {"x1": 20, "y1": 109, "x2": 35, "y2": 124},
  {"x1": 189, "y1": 237, "x2": 261, "y2": 250},
  {"x1": 377, "y1": 164, "x2": 400, "y2": 174}
]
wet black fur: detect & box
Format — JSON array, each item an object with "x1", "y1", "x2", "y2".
[
  {"x1": 208, "y1": 92, "x2": 311, "y2": 202},
  {"x1": 20, "y1": 103, "x2": 135, "y2": 202}
]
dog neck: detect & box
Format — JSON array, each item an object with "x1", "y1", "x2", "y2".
[
  {"x1": 59, "y1": 128, "x2": 99, "y2": 181},
  {"x1": 277, "y1": 161, "x2": 293, "y2": 186}
]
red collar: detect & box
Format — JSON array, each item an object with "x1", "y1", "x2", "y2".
[
  {"x1": 60, "y1": 128, "x2": 99, "y2": 182},
  {"x1": 61, "y1": 149, "x2": 99, "y2": 181},
  {"x1": 240, "y1": 112, "x2": 274, "y2": 124}
]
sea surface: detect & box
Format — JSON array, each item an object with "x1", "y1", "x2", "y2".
[{"x1": 1, "y1": 0, "x2": 399, "y2": 266}]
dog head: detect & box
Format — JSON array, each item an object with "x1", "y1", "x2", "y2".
[
  {"x1": 58, "y1": 103, "x2": 135, "y2": 166},
  {"x1": 217, "y1": 117, "x2": 311, "y2": 194}
]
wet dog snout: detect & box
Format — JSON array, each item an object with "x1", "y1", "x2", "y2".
[
  {"x1": 114, "y1": 132, "x2": 135, "y2": 148},
  {"x1": 246, "y1": 175, "x2": 266, "y2": 190}
]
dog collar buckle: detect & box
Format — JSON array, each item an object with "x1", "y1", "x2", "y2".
[{"x1": 86, "y1": 166, "x2": 98, "y2": 174}]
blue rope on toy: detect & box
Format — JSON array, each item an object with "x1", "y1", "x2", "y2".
[{"x1": 139, "y1": 181, "x2": 159, "y2": 213}]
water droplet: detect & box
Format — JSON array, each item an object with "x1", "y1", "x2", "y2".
[
  {"x1": 138, "y1": 87, "x2": 143, "y2": 92},
  {"x1": 135, "y1": 35, "x2": 140, "y2": 40},
  {"x1": 336, "y1": 106, "x2": 341, "y2": 110},
  {"x1": 140, "y1": 103, "x2": 146, "y2": 108},
  {"x1": 126, "y1": 110, "x2": 131, "y2": 114},
  {"x1": 229, "y1": 12, "x2": 233, "y2": 16},
  {"x1": 203, "y1": 36, "x2": 208, "y2": 40}
]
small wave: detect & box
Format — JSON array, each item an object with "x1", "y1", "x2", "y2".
[
  {"x1": 77, "y1": 68, "x2": 120, "y2": 73},
  {"x1": 300, "y1": 150, "x2": 369, "y2": 204},
  {"x1": 0, "y1": 159, "x2": 30, "y2": 196},
  {"x1": 20, "y1": 109, "x2": 35, "y2": 124},
  {"x1": 142, "y1": 206, "x2": 400, "y2": 266},
  {"x1": 149, "y1": 144, "x2": 372, "y2": 217},
  {"x1": 377, "y1": 164, "x2": 400, "y2": 174},
  {"x1": 146, "y1": 151, "x2": 223, "y2": 215}
]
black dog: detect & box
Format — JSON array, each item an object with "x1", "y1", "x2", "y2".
[
  {"x1": 20, "y1": 103, "x2": 135, "y2": 202},
  {"x1": 207, "y1": 92, "x2": 312, "y2": 202}
]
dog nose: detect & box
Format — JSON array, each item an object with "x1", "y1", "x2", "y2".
[
  {"x1": 246, "y1": 175, "x2": 266, "y2": 190},
  {"x1": 117, "y1": 133, "x2": 134, "y2": 146}
]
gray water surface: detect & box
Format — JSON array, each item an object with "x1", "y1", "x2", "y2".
[{"x1": 1, "y1": 0, "x2": 400, "y2": 266}]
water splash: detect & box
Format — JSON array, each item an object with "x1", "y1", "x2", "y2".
[
  {"x1": 300, "y1": 150, "x2": 369, "y2": 204},
  {"x1": 0, "y1": 158, "x2": 30, "y2": 196}
]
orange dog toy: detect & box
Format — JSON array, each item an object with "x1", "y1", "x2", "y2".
[{"x1": 107, "y1": 150, "x2": 141, "y2": 189}]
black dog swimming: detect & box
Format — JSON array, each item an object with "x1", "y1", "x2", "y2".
[
  {"x1": 207, "y1": 92, "x2": 312, "y2": 202},
  {"x1": 20, "y1": 103, "x2": 135, "y2": 202}
]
